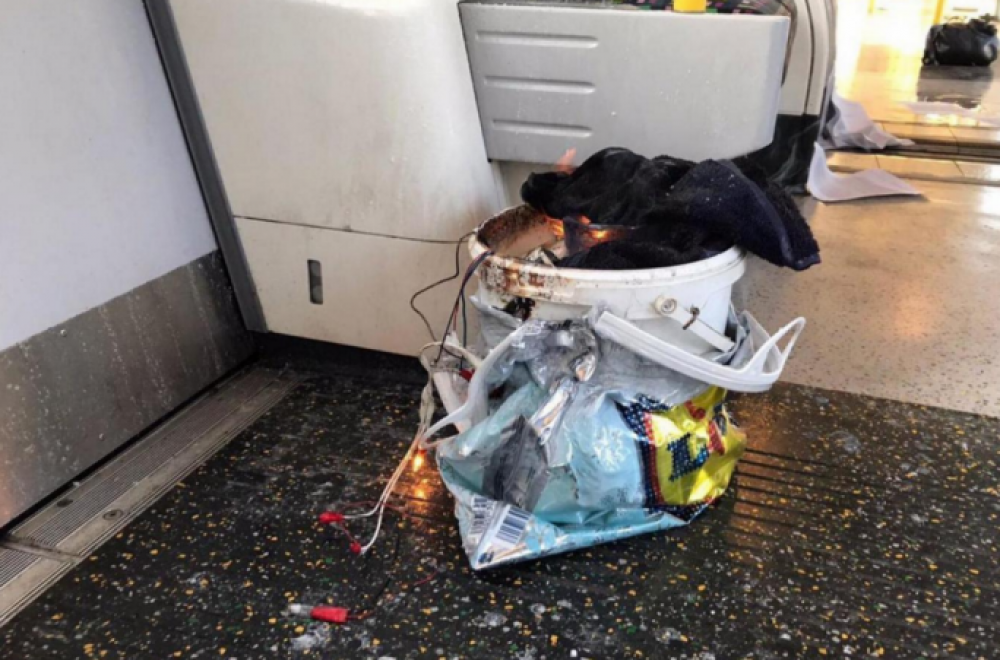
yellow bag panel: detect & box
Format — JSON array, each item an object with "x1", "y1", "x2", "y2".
[{"x1": 619, "y1": 386, "x2": 745, "y2": 508}]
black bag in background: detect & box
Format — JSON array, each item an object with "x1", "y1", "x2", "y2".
[{"x1": 923, "y1": 18, "x2": 1000, "y2": 66}]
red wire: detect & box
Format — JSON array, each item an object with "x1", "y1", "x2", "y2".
[
  {"x1": 314, "y1": 509, "x2": 445, "y2": 623},
  {"x1": 318, "y1": 502, "x2": 422, "y2": 556},
  {"x1": 330, "y1": 524, "x2": 360, "y2": 545},
  {"x1": 410, "y1": 571, "x2": 440, "y2": 588},
  {"x1": 346, "y1": 571, "x2": 440, "y2": 622}
]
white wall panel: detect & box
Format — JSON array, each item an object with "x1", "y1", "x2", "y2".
[{"x1": 0, "y1": 0, "x2": 217, "y2": 349}]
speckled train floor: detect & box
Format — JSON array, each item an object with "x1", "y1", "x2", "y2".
[{"x1": 2, "y1": 348, "x2": 998, "y2": 660}]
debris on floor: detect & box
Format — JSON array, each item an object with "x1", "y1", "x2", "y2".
[
  {"x1": 808, "y1": 144, "x2": 922, "y2": 202},
  {"x1": 821, "y1": 90, "x2": 915, "y2": 151},
  {"x1": 810, "y1": 91, "x2": 923, "y2": 202},
  {"x1": 6, "y1": 365, "x2": 999, "y2": 659}
]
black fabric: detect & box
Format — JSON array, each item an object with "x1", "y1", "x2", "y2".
[
  {"x1": 521, "y1": 148, "x2": 693, "y2": 227},
  {"x1": 522, "y1": 147, "x2": 820, "y2": 271},
  {"x1": 557, "y1": 223, "x2": 726, "y2": 270},
  {"x1": 729, "y1": 157, "x2": 821, "y2": 271},
  {"x1": 746, "y1": 113, "x2": 823, "y2": 192},
  {"x1": 924, "y1": 20, "x2": 999, "y2": 66}
]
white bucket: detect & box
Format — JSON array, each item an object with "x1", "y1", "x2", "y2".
[
  {"x1": 426, "y1": 207, "x2": 805, "y2": 441},
  {"x1": 470, "y1": 206, "x2": 746, "y2": 356}
]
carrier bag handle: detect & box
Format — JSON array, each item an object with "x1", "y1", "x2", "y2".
[{"x1": 595, "y1": 311, "x2": 806, "y2": 393}]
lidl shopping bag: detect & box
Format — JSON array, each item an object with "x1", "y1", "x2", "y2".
[{"x1": 433, "y1": 317, "x2": 749, "y2": 569}]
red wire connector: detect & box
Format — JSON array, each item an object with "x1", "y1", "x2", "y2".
[
  {"x1": 310, "y1": 606, "x2": 350, "y2": 624},
  {"x1": 289, "y1": 603, "x2": 350, "y2": 624},
  {"x1": 318, "y1": 511, "x2": 363, "y2": 555},
  {"x1": 318, "y1": 512, "x2": 345, "y2": 524}
]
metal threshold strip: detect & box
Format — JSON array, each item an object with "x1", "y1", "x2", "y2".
[{"x1": 0, "y1": 366, "x2": 301, "y2": 628}]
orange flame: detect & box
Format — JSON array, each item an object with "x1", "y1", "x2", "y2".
[
  {"x1": 545, "y1": 214, "x2": 618, "y2": 249},
  {"x1": 555, "y1": 148, "x2": 577, "y2": 173},
  {"x1": 547, "y1": 216, "x2": 565, "y2": 240}
]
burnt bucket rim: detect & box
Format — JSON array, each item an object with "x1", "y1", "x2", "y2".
[{"x1": 471, "y1": 205, "x2": 746, "y2": 287}]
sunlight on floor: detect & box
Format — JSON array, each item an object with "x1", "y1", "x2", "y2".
[{"x1": 837, "y1": 0, "x2": 1000, "y2": 126}]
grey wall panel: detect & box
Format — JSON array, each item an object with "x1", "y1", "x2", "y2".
[
  {"x1": 0, "y1": 252, "x2": 253, "y2": 527},
  {"x1": 145, "y1": 0, "x2": 267, "y2": 332},
  {"x1": 460, "y1": 3, "x2": 789, "y2": 163}
]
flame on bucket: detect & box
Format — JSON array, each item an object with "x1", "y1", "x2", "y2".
[
  {"x1": 538, "y1": 153, "x2": 630, "y2": 256},
  {"x1": 555, "y1": 148, "x2": 577, "y2": 173},
  {"x1": 545, "y1": 214, "x2": 628, "y2": 256},
  {"x1": 546, "y1": 215, "x2": 566, "y2": 240}
]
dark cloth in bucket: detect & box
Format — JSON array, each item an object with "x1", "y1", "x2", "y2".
[
  {"x1": 521, "y1": 148, "x2": 692, "y2": 228},
  {"x1": 557, "y1": 222, "x2": 727, "y2": 270},
  {"x1": 521, "y1": 147, "x2": 820, "y2": 271}
]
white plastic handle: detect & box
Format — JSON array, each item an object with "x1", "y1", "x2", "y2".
[
  {"x1": 595, "y1": 311, "x2": 805, "y2": 393},
  {"x1": 423, "y1": 324, "x2": 528, "y2": 441}
]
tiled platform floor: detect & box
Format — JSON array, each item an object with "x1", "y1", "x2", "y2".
[
  {"x1": 742, "y1": 177, "x2": 1000, "y2": 417},
  {"x1": 838, "y1": 0, "x2": 1000, "y2": 131},
  {"x1": 2, "y1": 357, "x2": 997, "y2": 660}
]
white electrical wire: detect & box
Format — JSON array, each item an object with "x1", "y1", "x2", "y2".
[
  {"x1": 346, "y1": 249, "x2": 493, "y2": 553},
  {"x1": 345, "y1": 340, "x2": 468, "y2": 553}
]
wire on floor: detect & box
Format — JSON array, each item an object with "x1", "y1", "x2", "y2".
[{"x1": 323, "y1": 251, "x2": 491, "y2": 557}]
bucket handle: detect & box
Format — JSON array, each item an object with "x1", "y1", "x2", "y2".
[
  {"x1": 595, "y1": 311, "x2": 806, "y2": 393},
  {"x1": 425, "y1": 310, "x2": 805, "y2": 445}
]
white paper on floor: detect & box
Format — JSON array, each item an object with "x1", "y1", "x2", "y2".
[
  {"x1": 823, "y1": 91, "x2": 915, "y2": 150},
  {"x1": 900, "y1": 101, "x2": 1000, "y2": 128},
  {"x1": 807, "y1": 144, "x2": 921, "y2": 203}
]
